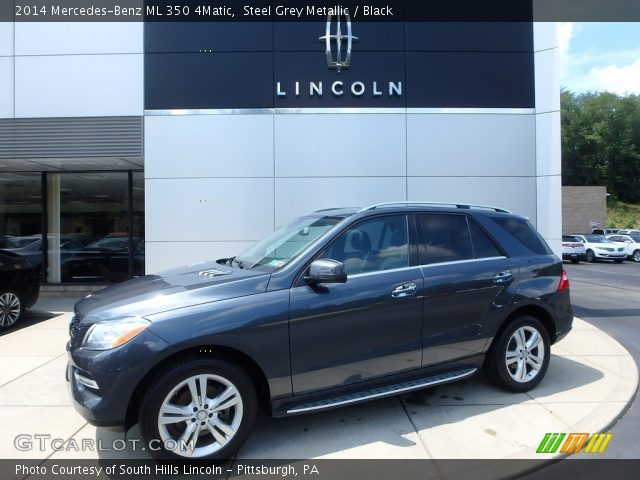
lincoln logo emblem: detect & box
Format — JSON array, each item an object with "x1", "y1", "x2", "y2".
[{"x1": 319, "y1": 14, "x2": 358, "y2": 72}]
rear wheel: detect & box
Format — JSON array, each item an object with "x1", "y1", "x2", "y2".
[
  {"x1": 585, "y1": 250, "x2": 595, "y2": 263},
  {"x1": 140, "y1": 358, "x2": 257, "y2": 460},
  {"x1": 485, "y1": 316, "x2": 550, "y2": 392},
  {"x1": 0, "y1": 291, "x2": 23, "y2": 330}
]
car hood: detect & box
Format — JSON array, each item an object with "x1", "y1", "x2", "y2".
[{"x1": 74, "y1": 260, "x2": 271, "y2": 324}]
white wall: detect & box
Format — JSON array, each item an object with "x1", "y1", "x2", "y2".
[
  {"x1": 533, "y1": 22, "x2": 562, "y2": 256},
  {"x1": 145, "y1": 110, "x2": 540, "y2": 272},
  {"x1": 0, "y1": 22, "x2": 14, "y2": 118},
  {"x1": 10, "y1": 22, "x2": 143, "y2": 118}
]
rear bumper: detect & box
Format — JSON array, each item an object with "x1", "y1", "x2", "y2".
[
  {"x1": 550, "y1": 289, "x2": 573, "y2": 345},
  {"x1": 562, "y1": 252, "x2": 586, "y2": 261}
]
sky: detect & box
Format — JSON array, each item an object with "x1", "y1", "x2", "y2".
[{"x1": 559, "y1": 22, "x2": 640, "y2": 95}]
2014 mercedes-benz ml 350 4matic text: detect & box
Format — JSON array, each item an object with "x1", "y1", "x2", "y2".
[{"x1": 66, "y1": 202, "x2": 573, "y2": 460}]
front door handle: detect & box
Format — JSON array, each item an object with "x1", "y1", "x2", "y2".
[
  {"x1": 493, "y1": 270, "x2": 513, "y2": 284},
  {"x1": 392, "y1": 282, "x2": 417, "y2": 298}
]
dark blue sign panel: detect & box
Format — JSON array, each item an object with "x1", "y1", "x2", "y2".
[{"x1": 144, "y1": 21, "x2": 534, "y2": 109}]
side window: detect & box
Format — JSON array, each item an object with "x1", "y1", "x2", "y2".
[
  {"x1": 419, "y1": 214, "x2": 473, "y2": 264},
  {"x1": 323, "y1": 215, "x2": 409, "y2": 275},
  {"x1": 469, "y1": 219, "x2": 503, "y2": 258},
  {"x1": 490, "y1": 217, "x2": 552, "y2": 255}
]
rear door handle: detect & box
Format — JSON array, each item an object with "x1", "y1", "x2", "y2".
[
  {"x1": 493, "y1": 270, "x2": 513, "y2": 284},
  {"x1": 392, "y1": 282, "x2": 417, "y2": 298}
]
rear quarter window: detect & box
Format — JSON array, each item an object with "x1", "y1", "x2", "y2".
[{"x1": 490, "y1": 217, "x2": 552, "y2": 255}]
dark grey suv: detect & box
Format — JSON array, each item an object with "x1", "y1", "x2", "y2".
[{"x1": 66, "y1": 202, "x2": 573, "y2": 460}]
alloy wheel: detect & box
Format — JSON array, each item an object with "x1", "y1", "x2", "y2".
[
  {"x1": 0, "y1": 292, "x2": 21, "y2": 328},
  {"x1": 505, "y1": 326, "x2": 546, "y2": 383},
  {"x1": 157, "y1": 374, "x2": 243, "y2": 458},
  {"x1": 634, "y1": 250, "x2": 640, "y2": 262}
]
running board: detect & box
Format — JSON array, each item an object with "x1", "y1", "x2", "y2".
[{"x1": 286, "y1": 367, "x2": 477, "y2": 414}]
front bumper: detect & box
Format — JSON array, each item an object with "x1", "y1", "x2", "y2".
[
  {"x1": 594, "y1": 251, "x2": 626, "y2": 259},
  {"x1": 66, "y1": 328, "x2": 170, "y2": 427}
]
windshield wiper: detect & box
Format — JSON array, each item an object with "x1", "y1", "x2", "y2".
[{"x1": 230, "y1": 257, "x2": 246, "y2": 269}]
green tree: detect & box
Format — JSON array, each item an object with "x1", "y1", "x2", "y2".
[{"x1": 561, "y1": 90, "x2": 640, "y2": 203}]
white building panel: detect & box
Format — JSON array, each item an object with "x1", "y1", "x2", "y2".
[
  {"x1": 275, "y1": 114, "x2": 406, "y2": 177},
  {"x1": 407, "y1": 176, "x2": 537, "y2": 224},
  {"x1": 145, "y1": 115, "x2": 274, "y2": 179},
  {"x1": 536, "y1": 174, "x2": 563, "y2": 256},
  {"x1": 145, "y1": 178, "x2": 274, "y2": 242},
  {"x1": 0, "y1": 57, "x2": 13, "y2": 118},
  {"x1": 0, "y1": 22, "x2": 13, "y2": 56},
  {"x1": 533, "y1": 22, "x2": 559, "y2": 52},
  {"x1": 275, "y1": 177, "x2": 406, "y2": 227},
  {"x1": 15, "y1": 22, "x2": 143, "y2": 55},
  {"x1": 407, "y1": 114, "x2": 536, "y2": 177},
  {"x1": 534, "y1": 48, "x2": 561, "y2": 114},
  {"x1": 536, "y1": 111, "x2": 562, "y2": 176},
  {"x1": 15, "y1": 54, "x2": 143, "y2": 117}
]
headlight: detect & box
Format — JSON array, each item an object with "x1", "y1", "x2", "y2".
[{"x1": 82, "y1": 317, "x2": 150, "y2": 350}]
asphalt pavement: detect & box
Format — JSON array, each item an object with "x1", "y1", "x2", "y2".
[{"x1": 564, "y1": 260, "x2": 640, "y2": 458}]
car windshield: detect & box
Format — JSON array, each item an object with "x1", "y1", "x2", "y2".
[
  {"x1": 3, "y1": 237, "x2": 39, "y2": 249},
  {"x1": 585, "y1": 235, "x2": 610, "y2": 243},
  {"x1": 235, "y1": 215, "x2": 345, "y2": 271}
]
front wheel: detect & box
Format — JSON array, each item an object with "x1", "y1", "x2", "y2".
[
  {"x1": 140, "y1": 358, "x2": 257, "y2": 460},
  {"x1": 485, "y1": 316, "x2": 551, "y2": 392},
  {"x1": 633, "y1": 250, "x2": 640, "y2": 263},
  {"x1": 585, "y1": 250, "x2": 595, "y2": 263},
  {"x1": 0, "y1": 291, "x2": 23, "y2": 330}
]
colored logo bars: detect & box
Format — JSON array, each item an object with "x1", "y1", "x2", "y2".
[{"x1": 537, "y1": 432, "x2": 613, "y2": 454}]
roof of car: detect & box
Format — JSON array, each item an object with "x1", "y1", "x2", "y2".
[{"x1": 312, "y1": 202, "x2": 523, "y2": 219}]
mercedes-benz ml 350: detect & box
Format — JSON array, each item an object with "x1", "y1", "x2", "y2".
[{"x1": 67, "y1": 202, "x2": 573, "y2": 460}]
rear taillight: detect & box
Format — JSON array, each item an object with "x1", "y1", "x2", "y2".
[{"x1": 558, "y1": 269, "x2": 570, "y2": 291}]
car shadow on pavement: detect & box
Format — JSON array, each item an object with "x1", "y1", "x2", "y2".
[
  {"x1": 0, "y1": 309, "x2": 61, "y2": 337},
  {"x1": 89, "y1": 354, "x2": 604, "y2": 460}
]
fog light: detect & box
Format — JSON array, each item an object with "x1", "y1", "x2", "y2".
[{"x1": 74, "y1": 371, "x2": 99, "y2": 390}]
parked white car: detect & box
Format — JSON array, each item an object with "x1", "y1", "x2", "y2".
[
  {"x1": 570, "y1": 234, "x2": 627, "y2": 263},
  {"x1": 607, "y1": 234, "x2": 640, "y2": 263},
  {"x1": 562, "y1": 235, "x2": 587, "y2": 263}
]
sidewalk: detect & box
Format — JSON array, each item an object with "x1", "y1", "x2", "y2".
[{"x1": 0, "y1": 296, "x2": 637, "y2": 475}]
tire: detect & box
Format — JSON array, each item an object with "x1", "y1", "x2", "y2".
[
  {"x1": 570, "y1": 259, "x2": 580, "y2": 264},
  {"x1": 585, "y1": 250, "x2": 595, "y2": 263},
  {"x1": 633, "y1": 250, "x2": 640, "y2": 263},
  {"x1": 484, "y1": 316, "x2": 550, "y2": 393},
  {"x1": 139, "y1": 357, "x2": 257, "y2": 460},
  {"x1": 0, "y1": 291, "x2": 24, "y2": 330}
]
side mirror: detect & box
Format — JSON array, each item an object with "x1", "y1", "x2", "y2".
[{"x1": 305, "y1": 259, "x2": 347, "y2": 285}]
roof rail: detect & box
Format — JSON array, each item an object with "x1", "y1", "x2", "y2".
[{"x1": 358, "y1": 201, "x2": 511, "y2": 214}]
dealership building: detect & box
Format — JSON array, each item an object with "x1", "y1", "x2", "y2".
[{"x1": 0, "y1": 17, "x2": 561, "y2": 284}]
